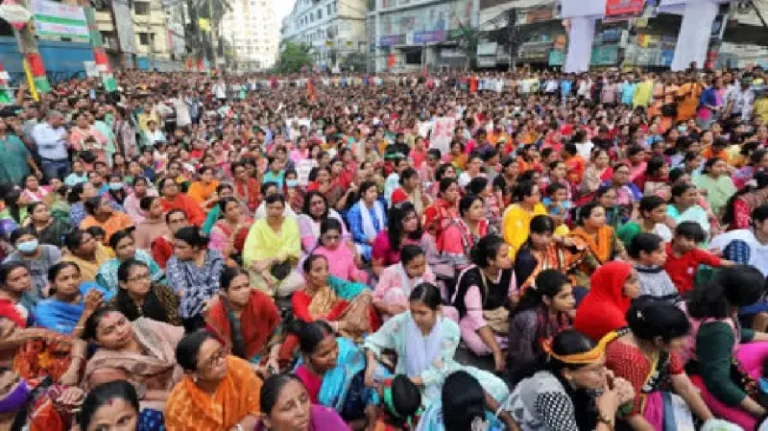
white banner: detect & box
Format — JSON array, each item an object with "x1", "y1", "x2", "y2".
[
  {"x1": 430, "y1": 117, "x2": 455, "y2": 156},
  {"x1": 30, "y1": 0, "x2": 88, "y2": 41}
]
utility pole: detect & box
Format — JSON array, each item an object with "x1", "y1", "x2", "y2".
[
  {"x1": 207, "y1": 0, "x2": 219, "y2": 69},
  {"x1": 506, "y1": 7, "x2": 517, "y2": 71}
]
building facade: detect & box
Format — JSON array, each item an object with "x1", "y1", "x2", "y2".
[
  {"x1": 281, "y1": 0, "x2": 367, "y2": 69},
  {"x1": 222, "y1": 0, "x2": 280, "y2": 71}
]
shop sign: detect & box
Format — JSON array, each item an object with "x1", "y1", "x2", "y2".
[
  {"x1": 413, "y1": 30, "x2": 446, "y2": 44},
  {"x1": 477, "y1": 56, "x2": 496, "y2": 68},
  {"x1": 591, "y1": 45, "x2": 619, "y2": 66},
  {"x1": 605, "y1": 0, "x2": 645, "y2": 19},
  {"x1": 379, "y1": 34, "x2": 404, "y2": 47},
  {"x1": 477, "y1": 42, "x2": 497, "y2": 57},
  {"x1": 549, "y1": 50, "x2": 565, "y2": 66},
  {"x1": 520, "y1": 41, "x2": 552, "y2": 62},
  {"x1": 523, "y1": 6, "x2": 554, "y2": 24}
]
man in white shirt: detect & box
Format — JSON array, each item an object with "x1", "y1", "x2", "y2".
[{"x1": 31, "y1": 110, "x2": 70, "y2": 180}]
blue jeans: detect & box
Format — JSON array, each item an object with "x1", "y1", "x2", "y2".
[{"x1": 41, "y1": 159, "x2": 70, "y2": 181}]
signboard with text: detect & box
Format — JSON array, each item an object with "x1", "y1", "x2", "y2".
[
  {"x1": 605, "y1": 0, "x2": 645, "y2": 19},
  {"x1": 30, "y1": 0, "x2": 88, "y2": 41}
]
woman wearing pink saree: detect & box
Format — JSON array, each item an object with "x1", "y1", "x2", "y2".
[
  {"x1": 310, "y1": 218, "x2": 368, "y2": 284},
  {"x1": 373, "y1": 244, "x2": 436, "y2": 321}
]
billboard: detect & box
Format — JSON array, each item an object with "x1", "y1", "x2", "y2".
[{"x1": 30, "y1": 0, "x2": 89, "y2": 42}]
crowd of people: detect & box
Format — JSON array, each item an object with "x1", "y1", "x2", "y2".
[{"x1": 0, "y1": 66, "x2": 766, "y2": 430}]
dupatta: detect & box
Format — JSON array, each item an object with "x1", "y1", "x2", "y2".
[
  {"x1": 569, "y1": 226, "x2": 614, "y2": 264},
  {"x1": 207, "y1": 290, "x2": 281, "y2": 361},
  {"x1": 317, "y1": 337, "x2": 370, "y2": 411}
]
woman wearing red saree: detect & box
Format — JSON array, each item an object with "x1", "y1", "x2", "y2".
[
  {"x1": 422, "y1": 177, "x2": 460, "y2": 237},
  {"x1": 206, "y1": 267, "x2": 284, "y2": 373},
  {"x1": 307, "y1": 166, "x2": 351, "y2": 211},
  {"x1": 435, "y1": 194, "x2": 487, "y2": 280}
]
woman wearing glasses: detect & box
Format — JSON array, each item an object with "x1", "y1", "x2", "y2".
[{"x1": 165, "y1": 331, "x2": 263, "y2": 431}]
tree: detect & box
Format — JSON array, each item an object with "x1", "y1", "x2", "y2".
[
  {"x1": 452, "y1": 23, "x2": 480, "y2": 70},
  {"x1": 275, "y1": 41, "x2": 313, "y2": 73},
  {"x1": 340, "y1": 52, "x2": 367, "y2": 72}
]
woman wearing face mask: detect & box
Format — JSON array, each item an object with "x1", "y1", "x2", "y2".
[
  {"x1": 26, "y1": 202, "x2": 69, "y2": 248},
  {"x1": 3, "y1": 227, "x2": 61, "y2": 304},
  {"x1": 96, "y1": 230, "x2": 163, "y2": 296},
  {"x1": 311, "y1": 218, "x2": 367, "y2": 284},
  {"x1": 164, "y1": 331, "x2": 264, "y2": 431},
  {"x1": 605, "y1": 300, "x2": 717, "y2": 430},
  {"x1": 82, "y1": 307, "x2": 184, "y2": 420},
  {"x1": 373, "y1": 245, "x2": 436, "y2": 321},
  {"x1": 507, "y1": 329, "x2": 636, "y2": 431},
  {"x1": 451, "y1": 234, "x2": 518, "y2": 372},
  {"x1": 255, "y1": 374, "x2": 350, "y2": 431},
  {"x1": 80, "y1": 196, "x2": 134, "y2": 245},
  {"x1": 507, "y1": 270, "x2": 576, "y2": 385},
  {"x1": 106, "y1": 173, "x2": 128, "y2": 206}
]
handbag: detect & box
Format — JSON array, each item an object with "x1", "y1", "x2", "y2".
[
  {"x1": 483, "y1": 307, "x2": 510, "y2": 335},
  {"x1": 269, "y1": 259, "x2": 292, "y2": 281}
]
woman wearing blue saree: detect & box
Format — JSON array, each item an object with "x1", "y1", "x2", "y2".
[
  {"x1": 362, "y1": 283, "x2": 514, "y2": 430},
  {"x1": 294, "y1": 320, "x2": 385, "y2": 430},
  {"x1": 35, "y1": 262, "x2": 110, "y2": 337},
  {"x1": 96, "y1": 229, "x2": 164, "y2": 296}
]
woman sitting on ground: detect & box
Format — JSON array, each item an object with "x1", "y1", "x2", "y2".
[
  {"x1": 605, "y1": 299, "x2": 716, "y2": 430},
  {"x1": 79, "y1": 195, "x2": 135, "y2": 245},
  {"x1": 0, "y1": 262, "x2": 86, "y2": 386},
  {"x1": 82, "y1": 307, "x2": 185, "y2": 416},
  {"x1": 617, "y1": 195, "x2": 673, "y2": 247},
  {"x1": 568, "y1": 202, "x2": 627, "y2": 288},
  {"x1": 164, "y1": 331, "x2": 263, "y2": 431},
  {"x1": 209, "y1": 196, "x2": 253, "y2": 262},
  {"x1": 133, "y1": 195, "x2": 170, "y2": 251},
  {"x1": 297, "y1": 191, "x2": 350, "y2": 254},
  {"x1": 451, "y1": 234, "x2": 517, "y2": 372},
  {"x1": 150, "y1": 209, "x2": 189, "y2": 269},
  {"x1": 371, "y1": 202, "x2": 430, "y2": 277},
  {"x1": 111, "y1": 259, "x2": 180, "y2": 325},
  {"x1": 78, "y1": 380, "x2": 148, "y2": 431},
  {"x1": 684, "y1": 265, "x2": 768, "y2": 429},
  {"x1": 294, "y1": 320, "x2": 379, "y2": 429},
  {"x1": 434, "y1": 194, "x2": 488, "y2": 280},
  {"x1": 292, "y1": 254, "x2": 379, "y2": 341},
  {"x1": 3, "y1": 227, "x2": 61, "y2": 305},
  {"x1": 364, "y1": 283, "x2": 511, "y2": 420},
  {"x1": 373, "y1": 244, "x2": 436, "y2": 321},
  {"x1": 35, "y1": 262, "x2": 107, "y2": 337},
  {"x1": 96, "y1": 229, "x2": 163, "y2": 296},
  {"x1": 60, "y1": 228, "x2": 113, "y2": 284},
  {"x1": 506, "y1": 329, "x2": 636, "y2": 431},
  {"x1": 254, "y1": 374, "x2": 350, "y2": 431},
  {"x1": 166, "y1": 226, "x2": 225, "y2": 332},
  {"x1": 311, "y1": 218, "x2": 368, "y2": 283},
  {"x1": 26, "y1": 201, "x2": 69, "y2": 247},
  {"x1": 347, "y1": 181, "x2": 387, "y2": 262},
  {"x1": 507, "y1": 269, "x2": 575, "y2": 385},
  {"x1": 206, "y1": 267, "x2": 284, "y2": 374},
  {"x1": 243, "y1": 194, "x2": 304, "y2": 298}
]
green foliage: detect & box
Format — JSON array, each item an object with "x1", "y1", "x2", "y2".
[
  {"x1": 275, "y1": 41, "x2": 313, "y2": 73},
  {"x1": 452, "y1": 23, "x2": 480, "y2": 69},
  {"x1": 340, "y1": 52, "x2": 367, "y2": 71}
]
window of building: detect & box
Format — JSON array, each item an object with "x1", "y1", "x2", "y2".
[
  {"x1": 318, "y1": 9, "x2": 322, "y2": 19},
  {"x1": 327, "y1": 4, "x2": 331, "y2": 15},
  {"x1": 134, "y1": 1, "x2": 150, "y2": 15},
  {"x1": 138, "y1": 32, "x2": 151, "y2": 46}
]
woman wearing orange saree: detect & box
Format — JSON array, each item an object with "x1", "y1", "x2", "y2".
[
  {"x1": 568, "y1": 202, "x2": 627, "y2": 288},
  {"x1": 514, "y1": 215, "x2": 585, "y2": 292}
]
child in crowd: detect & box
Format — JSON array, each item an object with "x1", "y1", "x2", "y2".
[
  {"x1": 543, "y1": 182, "x2": 571, "y2": 227},
  {"x1": 628, "y1": 232, "x2": 680, "y2": 302},
  {"x1": 663, "y1": 221, "x2": 733, "y2": 295},
  {"x1": 372, "y1": 376, "x2": 422, "y2": 431}
]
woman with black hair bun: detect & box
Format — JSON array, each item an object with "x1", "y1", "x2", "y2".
[
  {"x1": 506, "y1": 329, "x2": 635, "y2": 431},
  {"x1": 451, "y1": 234, "x2": 517, "y2": 372}
]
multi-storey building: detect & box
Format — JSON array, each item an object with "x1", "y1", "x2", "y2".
[
  {"x1": 280, "y1": 0, "x2": 367, "y2": 69},
  {"x1": 222, "y1": 0, "x2": 280, "y2": 71}
]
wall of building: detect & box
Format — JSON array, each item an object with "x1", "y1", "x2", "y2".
[{"x1": 0, "y1": 37, "x2": 93, "y2": 82}]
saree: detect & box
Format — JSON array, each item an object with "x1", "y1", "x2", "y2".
[
  {"x1": 569, "y1": 226, "x2": 622, "y2": 287},
  {"x1": 295, "y1": 337, "x2": 378, "y2": 421},
  {"x1": 83, "y1": 318, "x2": 184, "y2": 394},
  {"x1": 307, "y1": 283, "x2": 375, "y2": 341},
  {"x1": 61, "y1": 244, "x2": 113, "y2": 284},
  {"x1": 206, "y1": 290, "x2": 282, "y2": 362},
  {"x1": 515, "y1": 243, "x2": 585, "y2": 292},
  {"x1": 165, "y1": 356, "x2": 262, "y2": 431}
]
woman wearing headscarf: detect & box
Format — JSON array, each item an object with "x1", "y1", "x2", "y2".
[{"x1": 573, "y1": 261, "x2": 641, "y2": 342}]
